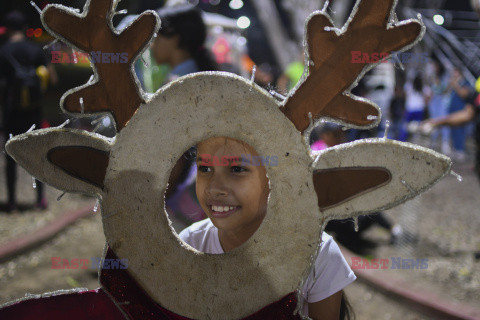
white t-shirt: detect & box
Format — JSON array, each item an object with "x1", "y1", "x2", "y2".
[
  {"x1": 404, "y1": 82, "x2": 429, "y2": 112},
  {"x1": 179, "y1": 219, "x2": 356, "y2": 316}
]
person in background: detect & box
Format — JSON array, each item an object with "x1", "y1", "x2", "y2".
[
  {"x1": 0, "y1": 11, "x2": 57, "y2": 212},
  {"x1": 151, "y1": 4, "x2": 218, "y2": 83},
  {"x1": 310, "y1": 123, "x2": 344, "y2": 151},
  {"x1": 398, "y1": 74, "x2": 428, "y2": 142},
  {"x1": 422, "y1": 92, "x2": 480, "y2": 261},
  {"x1": 423, "y1": 92, "x2": 480, "y2": 180},
  {"x1": 426, "y1": 60, "x2": 450, "y2": 153},
  {"x1": 445, "y1": 67, "x2": 473, "y2": 161}
]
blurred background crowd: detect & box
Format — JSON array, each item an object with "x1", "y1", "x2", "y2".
[{"x1": 2, "y1": 0, "x2": 480, "y2": 161}]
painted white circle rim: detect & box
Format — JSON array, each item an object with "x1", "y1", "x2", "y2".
[{"x1": 102, "y1": 72, "x2": 321, "y2": 319}]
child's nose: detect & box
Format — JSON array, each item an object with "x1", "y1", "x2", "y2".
[{"x1": 205, "y1": 173, "x2": 229, "y2": 197}]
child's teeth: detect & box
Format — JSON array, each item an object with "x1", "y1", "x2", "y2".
[{"x1": 211, "y1": 205, "x2": 237, "y2": 212}]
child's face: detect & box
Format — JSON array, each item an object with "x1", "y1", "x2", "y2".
[
  {"x1": 196, "y1": 137, "x2": 270, "y2": 235},
  {"x1": 320, "y1": 131, "x2": 337, "y2": 147}
]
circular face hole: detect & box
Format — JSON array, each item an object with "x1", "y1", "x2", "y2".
[{"x1": 165, "y1": 136, "x2": 271, "y2": 254}]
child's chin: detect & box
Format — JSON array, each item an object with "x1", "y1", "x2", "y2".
[{"x1": 210, "y1": 217, "x2": 235, "y2": 231}]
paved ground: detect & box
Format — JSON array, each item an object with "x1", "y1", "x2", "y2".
[
  {"x1": 0, "y1": 133, "x2": 95, "y2": 246},
  {"x1": 376, "y1": 134, "x2": 480, "y2": 309}
]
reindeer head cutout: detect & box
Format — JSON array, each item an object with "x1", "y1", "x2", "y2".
[{"x1": 3, "y1": 0, "x2": 451, "y2": 319}]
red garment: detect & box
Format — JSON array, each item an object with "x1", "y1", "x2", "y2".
[
  {"x1": 0, "y1": 289, "x2": 124, "y2": 320},
  {"x1": 0, "y1": 248, "x2": 302, "y2": 319}
]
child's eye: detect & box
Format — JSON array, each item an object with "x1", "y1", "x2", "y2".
[
  {"x1": 197, "y1": 165, "x2": 212, "y2": 173},
  {"x1": 231, "y1": 166, "x2": 247, "y2": 173}
]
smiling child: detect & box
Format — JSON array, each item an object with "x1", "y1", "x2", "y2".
[{"x1": 179, "y1": 136, "x2": 356, "y2": 319}]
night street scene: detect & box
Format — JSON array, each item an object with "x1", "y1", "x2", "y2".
[{"x1": 0, "y1": 0, "x2": 479, "y2": 319}]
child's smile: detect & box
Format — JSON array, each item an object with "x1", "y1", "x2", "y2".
[
  {"x1": 196, "y1": 137, "x2": 270, "y2": 251},
  {"x1": 209, "y1": 204, "x2": 240, "y2": 218}
]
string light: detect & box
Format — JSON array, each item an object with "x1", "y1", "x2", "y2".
[
  {"x1": 229, "y1": 0, "x2": 243, "y2": 10},
  {"x1": 250, "y1": 65, "x2": 256, "y2": 84},
  {"x1": 114, "y1": 9, "x2": 128, "y2": 15},
  {"x1": 383, "y1": 120, "x2": 390, "y2": 139},
  {"x1": 26, "y1": 124, "x2": 36, "y2": 133},
  {"x1": 450, "y1": 171, "x2": 463, "y2": 182},
  {"x1": 401, "y1": 179, "x2": 415, "y2": 193},
  {"x1": 43, "y1": 39, "x2": 58, "y2": 51},
  {"x1": 269, "y1": 90, "x2": 286, "y2": 101},
  {"x1": 433, "y1": 14, "x2": 444, "y2": 25},
  {"x1": 30, "y1": 1, "x2": 42, "y2": 14},
  {"x1": 80, "y1": 97, "x2": 84, "y2": 113},
  {"x1": 237, "y1": 16, "x2": 251, "y2": 29}
]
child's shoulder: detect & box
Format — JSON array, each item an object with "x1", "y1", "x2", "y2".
[
  {"x1": 321, "y1": 231, "x2": 333, "y2": 242},
  {"x1": 318, "y1": 231, "x2": 346, "y2": 261},
  {"x1": 180, "y1": 218, "x2": 214, "y2": 234},
  {"x1": 178, "y1": 219, "x2": 215, "y2": 242},
  {"x1": 178, "y1": 219, "x2": 223, "y2": 254},
  {"x1": 302, "y1": 231, "x2": 356, "y2": 304},
  {"x1": 319, "y1": 231, "x2": 335, "y2": 250}
]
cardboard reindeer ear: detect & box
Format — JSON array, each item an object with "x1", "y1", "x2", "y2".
[
  {"x1": 5, "y1": 129, "x2": 111, "y2": 197},
  {"x1": 282, "y1": 0, "x2": 424, "y2": 133},
  {"x1": 312, "y1": 139, "x2": 451, "y2": 220}
]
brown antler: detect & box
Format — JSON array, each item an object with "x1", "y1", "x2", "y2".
[
  {"x1": 41, "y1": 0, "x2": 160, "y2": 131},
  {"x1": 281, "y1": 0, "x2": 423, "y2": 133}
]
